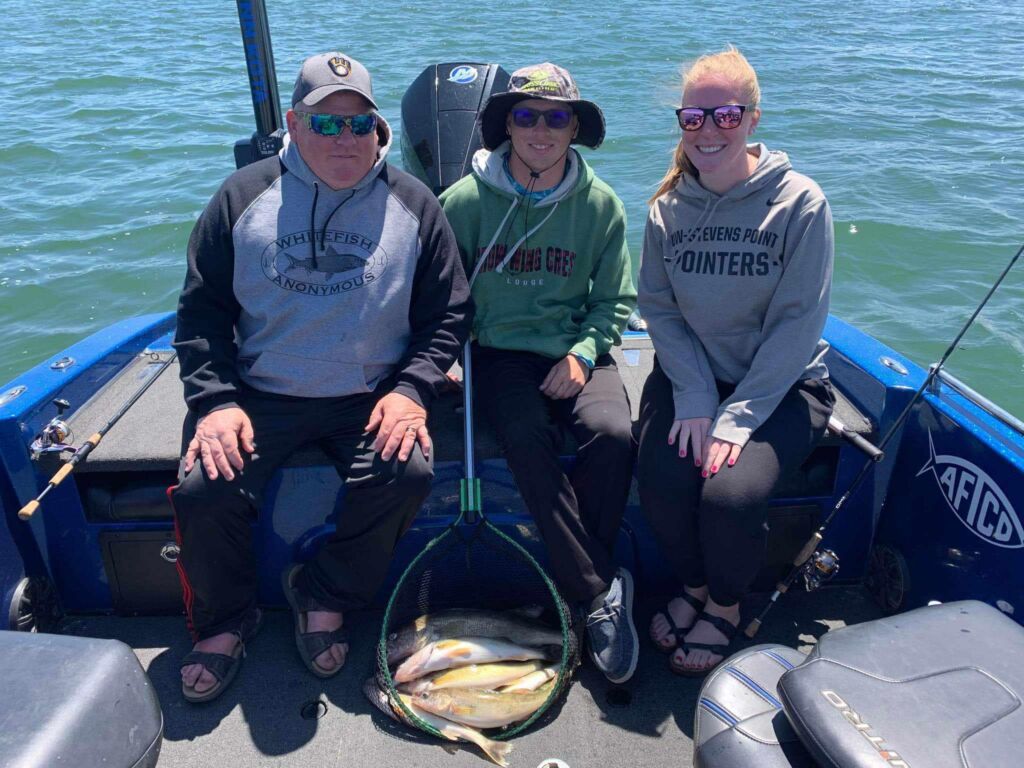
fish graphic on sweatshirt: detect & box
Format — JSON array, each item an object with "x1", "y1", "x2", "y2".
[
  {"x1": 917, "y1": 429, "x2": 1023, "y2": 548},
  {"x1": 284, "y1": 247, "x2": 367, "y2": 277}
]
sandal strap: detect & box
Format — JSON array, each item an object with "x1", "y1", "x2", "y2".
[
  {"x1": 696, "y1": 611, "x2": 738, "y2": 640},
  {"x1": 180, "y1": 650, "x2": 239, "y2": 683},
  {"x1": 300, "y1": 627, "x2": 348, "y2": 660},
  {"x1": 658, "y1": 592, "x2": 706, "y2": 641},
  {"x1": 680, "y1": 640, "x2": 731, "y2": 657}
]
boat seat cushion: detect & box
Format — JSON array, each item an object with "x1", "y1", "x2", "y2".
[
  {"x1": 66, "y1": 337, "x2": 872, "y2": 473},
  {"x1": 778, "y1": 600, "x2": 1024, "y2": 768},
  {"x1": 0, "y1": 631, "x2": 163, "y2": 768},
  {"x1": 693, "y1": 644, "x2": 817, "y2": 768}
]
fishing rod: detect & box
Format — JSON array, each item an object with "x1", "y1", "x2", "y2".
[
  {"x1": 18, "y1": 352, "x2": 177, "y2": 521},
  {"x1": 746, "y1": 239, "x2": 1024, "y2": 637}
]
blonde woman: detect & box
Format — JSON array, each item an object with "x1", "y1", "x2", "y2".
[{"x1": 638, "y1": 48, "x2": 835, "y2": 676}]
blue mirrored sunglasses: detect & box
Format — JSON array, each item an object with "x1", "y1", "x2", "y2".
[{"x1": 297, "y1": 111, "x2": 377, "y2": 137}]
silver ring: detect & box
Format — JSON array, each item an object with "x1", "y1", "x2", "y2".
[{"x1": 405, "y1": 426, "x2": 417, "y2": 433}]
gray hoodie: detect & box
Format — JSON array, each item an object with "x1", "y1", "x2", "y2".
[
  {"x1": 174, "y1": 118, "x2": 471, "y2": 415},
  {"x1": 638, "y1": 144, "x2": 832, "y2": 447}
]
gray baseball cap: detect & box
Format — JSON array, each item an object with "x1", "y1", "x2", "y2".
[{"x1": 291, "y1": 52, "x2": 378, "y2": 109}]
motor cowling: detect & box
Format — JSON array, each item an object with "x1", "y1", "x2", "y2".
[{"x1": 401, "y1": 63, "x2": 510, "y2": 196}]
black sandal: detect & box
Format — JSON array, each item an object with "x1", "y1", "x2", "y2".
[
  {"x1": 669, "y1": 611, "x2": 738, "y2": 678},
  {"x1": 181, "y1": 608, "x2": 263, "y2": 703},
  {"x1": 282, "y1": 565, "x2": 349, "y2": 679},
  {"x1": 650, "y1": 592, "x2": 705, "y2": 653}
]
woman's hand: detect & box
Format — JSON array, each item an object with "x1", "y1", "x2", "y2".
[
  {"x1": 668, "y1": 417, "x2": 712, "y2": 466},
  {"x1": 702, "y1": 438, "x2": 742, "y2": 477}
]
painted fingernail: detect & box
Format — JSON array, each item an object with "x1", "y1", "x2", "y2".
[
  {"x1": 695, "y1": 458, "x2": 701, "y2": 466},
  {"x1": 728, "y1": 459, "x2": 735, "y2": 466},
  {"x1": 711, "y1": 465, "x2": 718, "y2": 473},
  {"x1": 701, "y1": 470, "x2": 708, "y2": 478}
]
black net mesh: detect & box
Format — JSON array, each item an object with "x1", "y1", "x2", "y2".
[{"x1": 377, "y1": 515, "x2": 580, "y2": 740}]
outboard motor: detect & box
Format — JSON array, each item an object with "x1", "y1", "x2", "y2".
[{"x1": 401, "y1": 63, "x2": 510, "y2": 195}]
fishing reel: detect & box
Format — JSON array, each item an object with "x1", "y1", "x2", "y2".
[
  {"x1": 801, "y1": 549, "x2": 840, "y2": 592},
  {"x1": 30, "y1": 398, "x2": 75, "y2": 458}
]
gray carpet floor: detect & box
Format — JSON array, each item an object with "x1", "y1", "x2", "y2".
[{"x1": 66, "y1": 586, "x2": 879, "y2": 768}]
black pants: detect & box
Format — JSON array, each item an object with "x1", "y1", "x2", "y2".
[
  {"x1": 170, "y1": 386, "x2": 432, "y2": 641},
  {"x1": 473, "y1": 345, "x2": 636, "y2": 603},
  {"x1": 637, "y1": 361, "x2": 833, "y2": 606}
]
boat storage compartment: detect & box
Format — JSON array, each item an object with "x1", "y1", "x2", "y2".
[
  {"x1": 0, "y1": 631, "x2": 163, "y2": 768},
  {"x1": 100, "y1": 529, "x2": 185, "y2": 614}
]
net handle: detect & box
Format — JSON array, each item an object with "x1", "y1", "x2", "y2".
[{"x1": 461, "y1": 340, "x2": 482, "y2": 525}]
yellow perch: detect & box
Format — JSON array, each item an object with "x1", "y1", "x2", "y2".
[
  {"x1": 500, "y1": 664, "x2": 560, "y2": 692},
  {"x1": 413, "y1": 681, "x2": 555, "y2": 729},
  {"x1": 394, "y1": 637, "x2": 554, "y2": 683}
]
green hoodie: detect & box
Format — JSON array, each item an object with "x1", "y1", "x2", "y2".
[{"x1": 440, "y1": 141, "x2": 635, "y2": 362}]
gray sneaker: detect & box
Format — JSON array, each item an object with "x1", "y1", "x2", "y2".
[{"x1": 586, "y1": 567, "x2": 639, "y2": 684}]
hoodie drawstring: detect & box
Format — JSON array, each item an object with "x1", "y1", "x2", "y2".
[
  {"x1": 309, "y1": 182, "x2": 356, "y2": 268},
  {"x1": 467, "y1": 198, "x2": 561, "y2": 288},
  {"x1": 468, "y1": 197, "x2": 521, "y2": 287}
]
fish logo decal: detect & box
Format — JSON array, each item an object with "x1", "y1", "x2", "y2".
[
  {"x1": 448, "y1": 65, "x2": 478, "y2": 85},
  {"x1": 917, "y1": 430, "x2": 1023, "y2": 548}
]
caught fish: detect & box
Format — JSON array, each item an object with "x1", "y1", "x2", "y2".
[
  {"x1": 500, "y1": 665, "x2": 560, "y2": 692},
  {"x1": 404, "y1": 660, "x2": 545, "y2": 694},
  {"x1": 394, "y1": 637, "x2": 556, "y2": 684},
  {"x1": 362, "y1": 677, "x2": 514, "y2": 767},
  {"x1": 394, "y1": 637, "x2": 556, "y2": 683},
  {"x1": 413, "y1": 681, "x2": 556, "y2": 729},
  {"x1": 387, "y1": 608, "x2": 564, "y2": 665}
]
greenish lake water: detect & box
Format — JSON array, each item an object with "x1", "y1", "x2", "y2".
[{"x1": 2, "y1": 1, "x2": 1022, "y2": 416}]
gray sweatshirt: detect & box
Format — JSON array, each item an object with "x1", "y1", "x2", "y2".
[{"x1": 638, "y1": 144, "x2": 832, "y2": 447}]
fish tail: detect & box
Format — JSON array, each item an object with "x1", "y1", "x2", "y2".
[{"x1": 472, "y1": 735, "x2": 513, "y2": 767}]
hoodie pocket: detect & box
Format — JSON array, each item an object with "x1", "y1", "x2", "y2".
[{"x1": 242, "y1": 349, "x2": 371, "y2": 398}]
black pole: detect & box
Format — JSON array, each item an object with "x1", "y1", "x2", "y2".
[
  {"x1": 236, "y1": 0, "x2": 282, "y2": 135},
  {"x1": 234, "y1": 0, "x2": 285, "y2": 168}
]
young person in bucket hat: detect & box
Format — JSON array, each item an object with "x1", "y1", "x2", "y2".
[{"x1": 440, "y1": 62, "x2": 639, "y2": 684}]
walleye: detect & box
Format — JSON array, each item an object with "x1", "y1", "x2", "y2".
[
  {"x1": 413, "y1": 681, "x2": 556, "y2": 729},
  {"x1": 394, "y1": 637, "x2": 556, "y2": 684},
  {"x1": 500, "y1": 665, "x2": 560, "y2": 693},
  {"x1": 403, "y1": 660, "x2": 545, "y2": 694},
  {"x1": 386, "y1": 609, "x2": 563, "y2": 665},
  {"x1": 362, "y1": 677, "x2": 514, "y2": 767}
]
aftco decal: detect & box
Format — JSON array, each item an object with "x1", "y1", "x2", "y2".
[{"x1": 917, "y1": 430, "x2": 1023, "y2": 548}]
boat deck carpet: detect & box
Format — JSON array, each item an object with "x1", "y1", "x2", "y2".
[{"x1": 64, "y1": 586, "x2": 880, "y2": 768}]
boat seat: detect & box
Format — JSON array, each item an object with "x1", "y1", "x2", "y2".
[
  {"x1": 694, "y1": 600, "x2": 1024, "y2": 768},
  {"x1": 0, "y1": 630, "x2": 163, "y2": 768},
  {"x1": 65, "y1": 336, "x2": 873, "y2": 474}
]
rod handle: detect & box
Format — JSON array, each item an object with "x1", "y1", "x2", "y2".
[
  {"x1": 794, "y1": 532, "x2": 823, "y2": 566},
  {"x1": 744, "y1": 617, "x2": 762, "y2": 638},
  {"x1": 828, "y1": 416, "x2": 884, "y2": 462},
  {"x1": 18, "y1": 499, "x2": 40, "y2": 520},
  {"x1": 51, "y1": 462, "x2": 75, "y2": 486},
  {"x1": 87, "y1": 432, "x2": 103, "y2": 447}
]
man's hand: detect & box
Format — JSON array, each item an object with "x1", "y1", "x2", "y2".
[
  {"x1": 184, "y1": 407, "x2": 255, "y2": 482},
  {"x1": 365, "y1": 392, "x2": 430, "y2": 462},
  {"x1": 667, "y1": 417, "x2": 711, "y2": 466},
  {"x1": 539, "y1": 355, "x2": 590, "y2": 400}
]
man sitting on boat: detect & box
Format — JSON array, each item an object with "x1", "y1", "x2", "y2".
[
  {"x1": 440, "y1": 63, "x2": 639, "y2": 684},
  {"x1": 171, "y1": 51, "x2": 472, "y2": 702}
]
